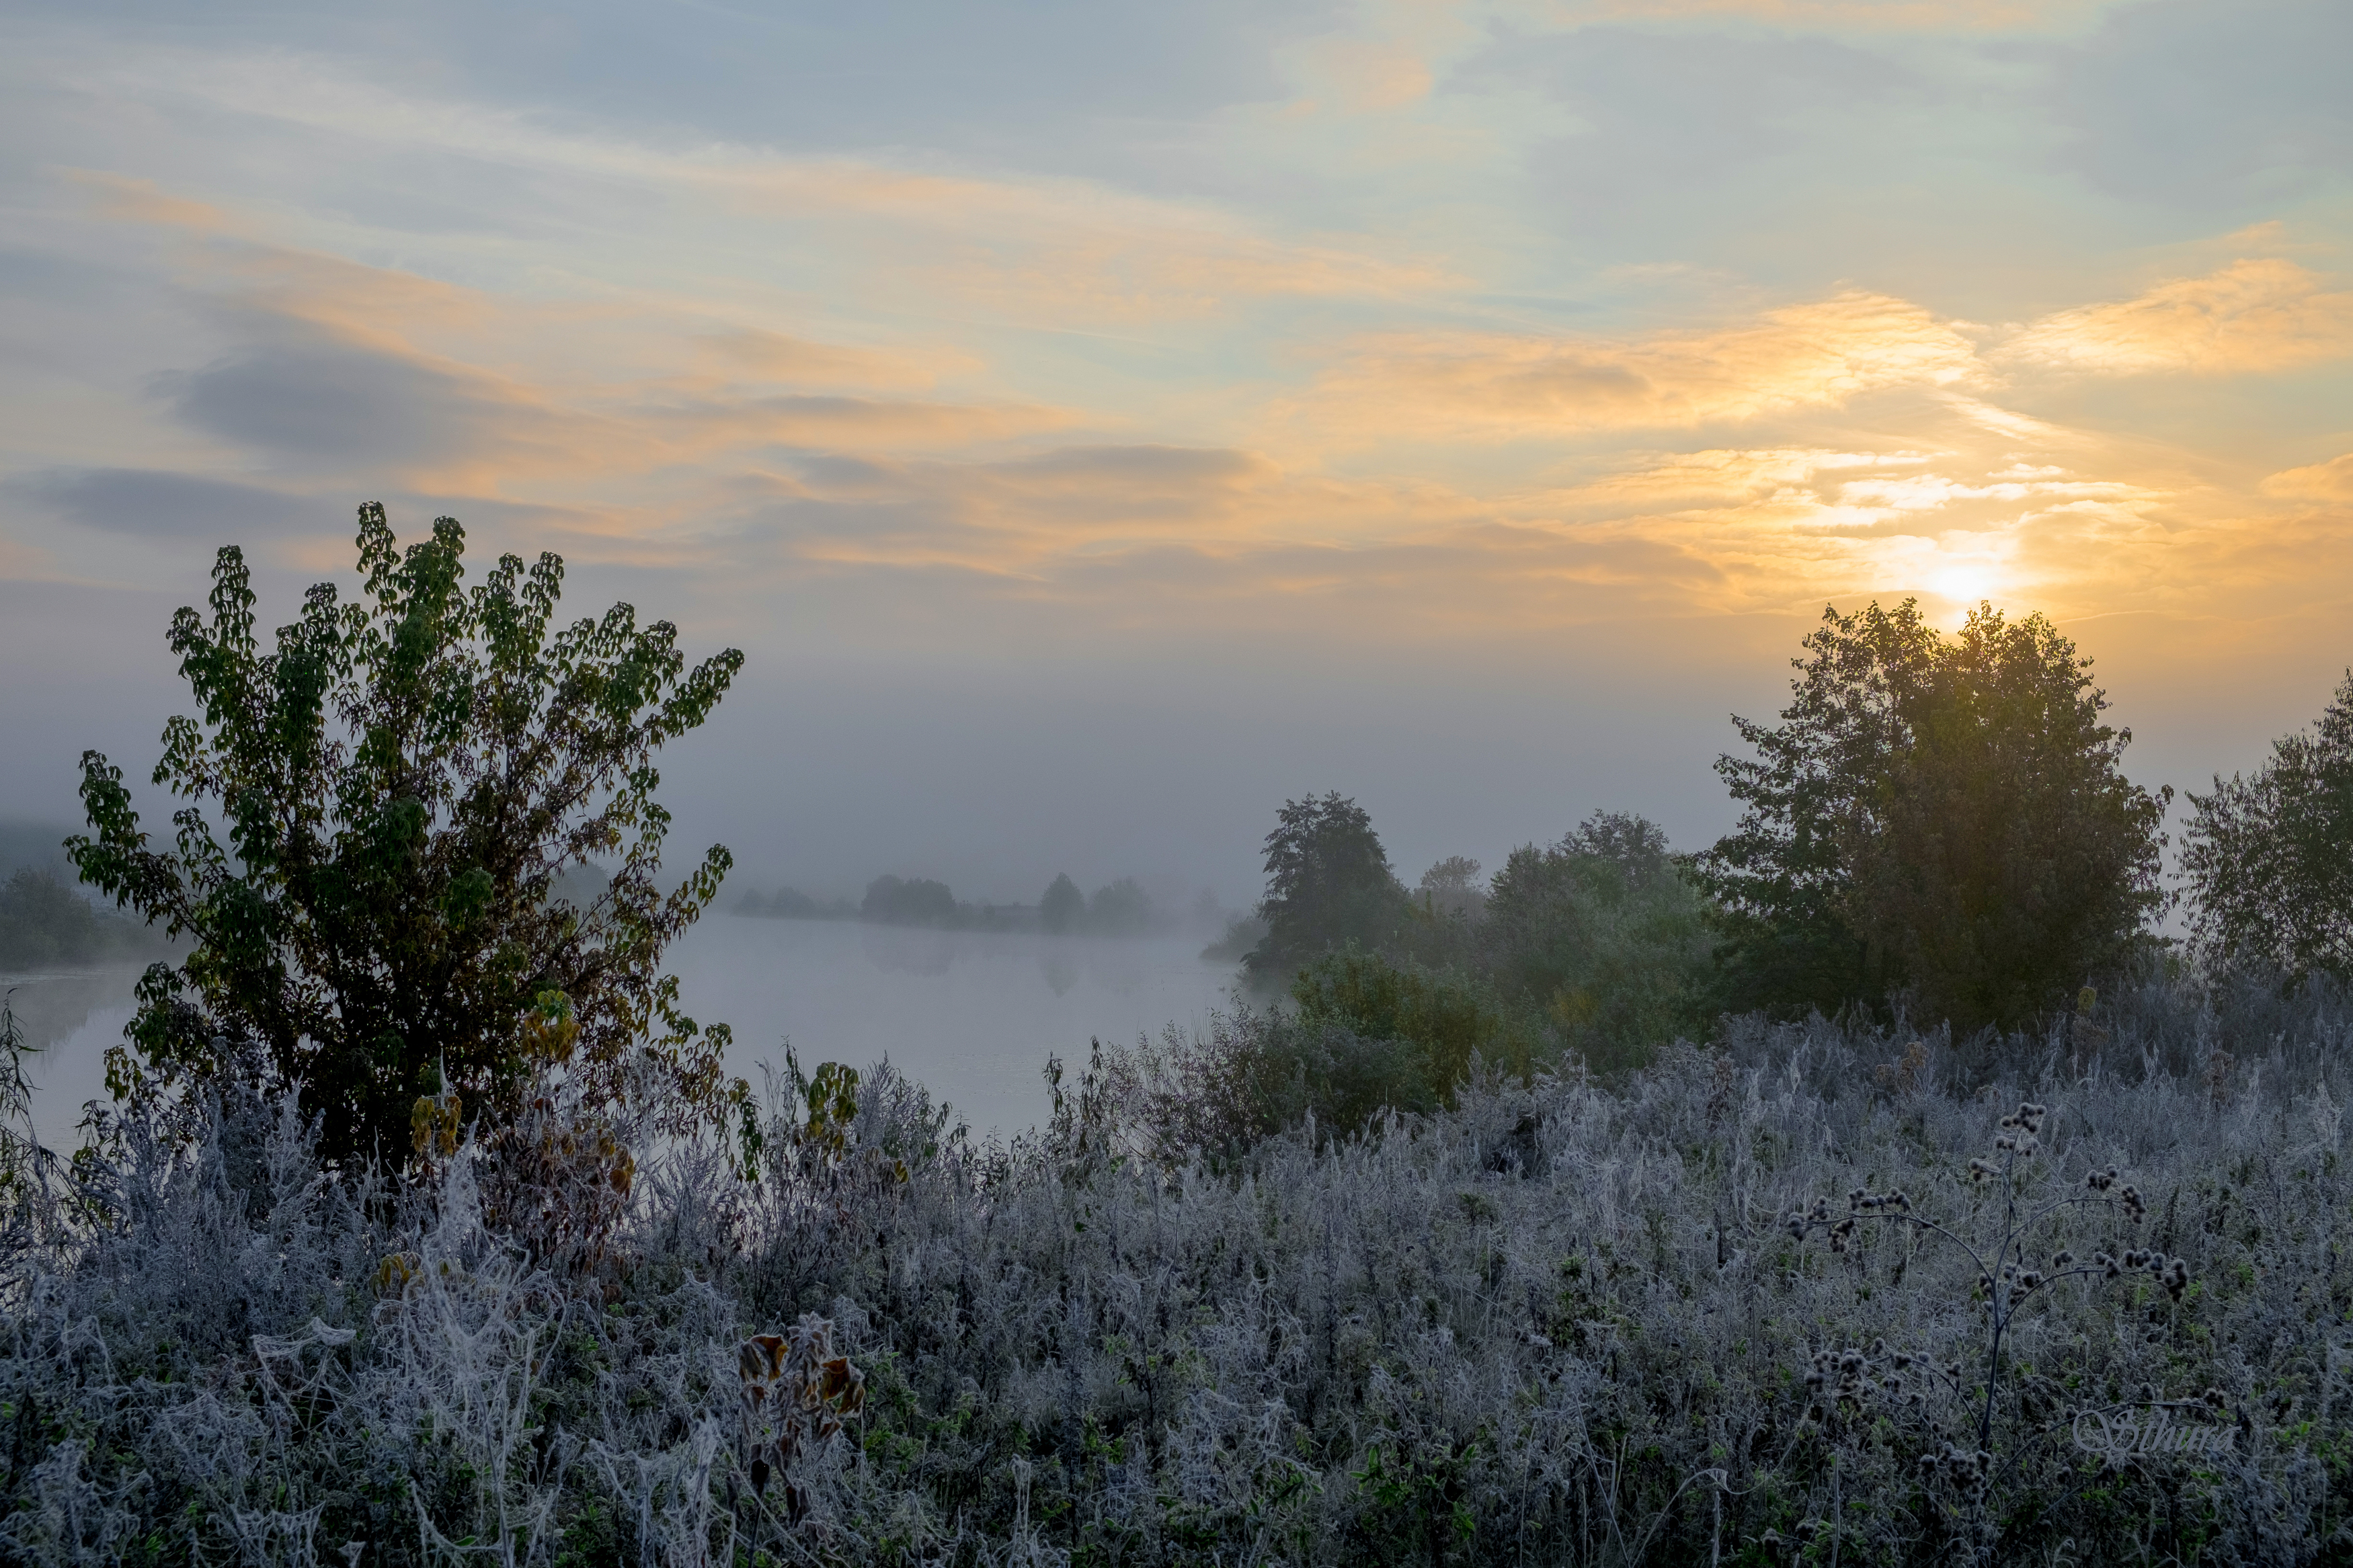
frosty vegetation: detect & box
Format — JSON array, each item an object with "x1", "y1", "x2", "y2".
[
  {"x1": 7, "y1": 508, "x2": 2353, "y2": 1564},
  {"x1": 5, "y1": 977, "x2": 2352, "y2": 1565}
]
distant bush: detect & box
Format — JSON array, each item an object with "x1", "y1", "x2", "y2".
[
  {"x1": 0, "y1": 868, "x2": 108, "y2": 971},
  {"x1": 860, "y1": 874, "x2": 959, "y2": 925},
  {"x1": 735, "y1": 884, "x2": 852, "y2": 920}
]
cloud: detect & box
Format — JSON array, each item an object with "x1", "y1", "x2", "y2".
[
  {"x1": 2262, "y1": 451, "x2": 2353, "y2": 501},
  {"x1": 64, "y1": 169, "x2": 230, "y2": 232},
  {"x1": 1538, "y1": 0, "x2": 2115, "y2": 28},
  {"x1": 692, "y1": 330, "x2": 972, "y2": 391},
  {"x1": 15, "y1": 468, "x2": 321, "y2": 538},
  {"x1": 156, "y1": 325, "x2": 582, "y2": 479},
  {"x1": 1300, "y1": 292, "x2": 1982, "y2": 440},
  {"x1": 1568, "y1": 447, "x2": 1936, "y2": 503},
  {"x1": 2004, "y1": 259, "x2": 2353, "y2": 376},
  {"x1": 110, "y1": 54, "x2": 1453, "y2": 325},
  {"x1": 132, "y1": 250, "x2": 1074, "y2": 488}
]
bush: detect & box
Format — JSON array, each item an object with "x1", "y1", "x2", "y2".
[
  {"x1": 1290, "y1": 946, "x2": 1546, "y2": 1102},
  {"x1": 861, "y1": 874, "x2": 959, "y2": 926},
  {"x1": 67, "y1": 505, "x2": 745, "y2": 1167}
]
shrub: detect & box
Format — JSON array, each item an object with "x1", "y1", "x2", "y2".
[
  {"x1": 65, "y1": 505, "x2": 744, "y2": 1166},
  {"x1": 1290, "y1": 946, "x2": 1546, "y2": 1102}
]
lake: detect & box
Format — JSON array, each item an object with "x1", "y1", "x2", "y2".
[{"x1": 3, "y1": 917, "x2": 1244, "y2": 1145}]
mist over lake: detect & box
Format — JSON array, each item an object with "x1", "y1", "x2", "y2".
[
  {"x1": 668, "y1": 917, "x2": 1239, "y2": 1139},
  {"x1": 7, "y1": 917, "x2": 1238, "y2": 1146}
]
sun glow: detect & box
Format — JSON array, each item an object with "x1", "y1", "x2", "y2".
[{"x1": 1929, "y1": 563, "x2": 2003, "y2": 620}]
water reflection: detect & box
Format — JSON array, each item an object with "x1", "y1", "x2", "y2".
[
  {"x1": 2, "y1": 964, "x2": 145, "y2": 1143},
  {"x1": 0, "y1": 922, "x2": 1242, "y2": 1148},
  {"x1": 670, "y1": 919, "x2": 1237, "y2": 1138}
]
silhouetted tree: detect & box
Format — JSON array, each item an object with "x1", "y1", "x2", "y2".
[
  {"x1": 1039, "y1": 873, "x2": 1084, "y2": 934},
  {"x1": 1699, "y1": 600, "x2": 2167, "y2": 1032},
  {"x1": 2182, "y1": 669, "x2": 2353, "y2": 978},
  {"x1": 1244, "y1": 792, "x2": 1407, "y2": 982},
  {"x1": 863, "y1": 875, "x2": 957, "y2": 926},
  {"x1": 69, "y1": 505, "x2": 744, "y2": 1166},
  {"x1": 1088, "y1": 876, "x2": 1155, "y2": 936}
]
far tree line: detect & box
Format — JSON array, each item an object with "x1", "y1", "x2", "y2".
[
  {"x1": 732, "y1": 872, "x2": 1182, "y2": 935},
  {"x1": 1227, "y1": 601, "x2": 2353, "y2": 1102}
]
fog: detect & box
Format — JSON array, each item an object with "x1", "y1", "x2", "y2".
[{"x1": 3, "y1": 902, "x2": 1241, "y2": 1146}]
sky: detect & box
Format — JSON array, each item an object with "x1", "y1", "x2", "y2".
[{"x1": 2, "y1": 0, "x2": 2350, "y2": 907}]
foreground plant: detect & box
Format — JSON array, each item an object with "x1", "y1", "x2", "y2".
[
  {"x1": 68, "y1": 504, "x2": 746, "y2": 1166},
  {"x1": 1788, "y1": 1098, "x2": 2192, "y2": 1488}
]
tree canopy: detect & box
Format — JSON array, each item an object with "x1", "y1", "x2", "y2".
[
  {"x1": 69, "y1": 505, "x2": 745, "y2": 1165},
  {"x1": 1243, "y1": 792, "x2": 1407, "y2": 982},
  {"x1": 1482, "y1": 812, "x2": 1715, "y2": 1069},
  {"x1": 1699, "y1": 600, "x2": 2167, "y2": 1033},
  {"x1": 1039, "y1": 873, "x2": 1084, "y2": 934},
  {"x1": 2181, "y1": 670, "x2": 2353, "y2": 979}
]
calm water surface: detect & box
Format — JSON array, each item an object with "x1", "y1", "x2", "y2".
[{"x1": 5, "y1": 917, "x2": 1241, "y2": 1145}]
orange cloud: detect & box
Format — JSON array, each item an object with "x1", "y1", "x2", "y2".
[
  {"x1": 66, "y1": 169, "x2": 230, "y2": 231},
  {"x1": 2261, "y1": 452, "x2": 2353, "y2": 501},
  {"x1": 1301, "y1": 292, "x2": 1982, "y2": 440},
  {"x1": 2005, "y1": 259, "x2": 2353, "y2": 376},
  {"x1": 692, "y1": 330, "x2": 974, "y2": 391}
]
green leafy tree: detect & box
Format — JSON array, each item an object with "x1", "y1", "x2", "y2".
[
  {"x1": 69, "y1": 505, "x2": 746, "y2": 1166},
  {"x1": 1039, "y1": 872, "x2": 1084, "y2": 934},
  {"x1": 1700, "y1": 601, "x2": 2167, "y2": 1032},
  {"x1": 1480, "y1": 812, "x2": 1714, "y2": 1072},
  {"x1": 1243, "y1": 792, "x2": 1408, "y2": 983},
  {"x1": 2180, "y1": 670, "x2": 2353, "y2": 977}
]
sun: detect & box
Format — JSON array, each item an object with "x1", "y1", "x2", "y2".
[{"x1": 1929, "y1": 563, "x2": 2001, "y2": 615}]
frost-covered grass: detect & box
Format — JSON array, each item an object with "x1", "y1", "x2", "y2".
[{"x1": 5, "y1": 977, "x2": 2353, "y2": 1565}]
